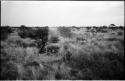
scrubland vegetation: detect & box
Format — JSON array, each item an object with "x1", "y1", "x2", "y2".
[{"x1": 0, "y1": 25, "x2": 124, "y2": 80}]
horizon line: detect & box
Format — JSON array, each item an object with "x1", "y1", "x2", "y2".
[{"x1": 1, "y1": 24, "x2": 124, "y2": 27}]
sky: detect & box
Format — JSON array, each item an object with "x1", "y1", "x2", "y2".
[{"x1": 1, "y1": 1, "x2": 124, "y2": 27}]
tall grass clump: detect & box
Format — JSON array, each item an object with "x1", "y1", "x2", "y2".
[
  {"x1": 0, "y1": 39, "x2": 49, "y2": 80},
  {"x1": 67, "y1": 47, "x2": 124, "y2": 80}
]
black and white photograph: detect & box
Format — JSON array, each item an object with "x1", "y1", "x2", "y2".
[{"x1": 1, "y1": 0, "x2": 124, "y2": 80}]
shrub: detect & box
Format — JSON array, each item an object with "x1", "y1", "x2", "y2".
[
  {"x1": 18, "y1": 27, "x2": 35, "y2": 39},
  {"x1": 18, "y1": 26, "x2": 49, "y2": 53},
  {"x1": 35, "y1": 27, "x2": 49, "y2": 53},
  {"x1": 34, "y1": 27, "x2": 49, "y2": 40},
  {"x1": 1, "y1": 26, "x2": 13, "y2": 40}
]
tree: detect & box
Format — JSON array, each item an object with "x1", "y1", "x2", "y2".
[{"x1": 109, "y1": 24, "x2": 116, "y2": 27}]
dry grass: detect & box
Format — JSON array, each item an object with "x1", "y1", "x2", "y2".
[{"x1": 1, "y1": 26, "x2": 124, "y2": 80}]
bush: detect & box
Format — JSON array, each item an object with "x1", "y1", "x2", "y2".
[
  {"x1": 18, "y1": 26, "x2": 49, "y2": 53},
  {"x1": 34, "y1": 27, "x2": 49, "y2": 40},
  {"x1": 1, "y1": 26, "x2": 13, "y2": 40},
  {"x1": 18, "y1": 27, "x2": 35, "y2": 39},
  {"x1": 35, "y1": 27, "x2": 49, "y2": 53}
]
